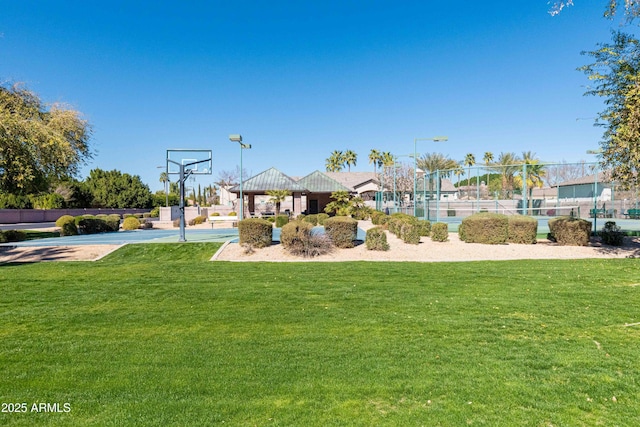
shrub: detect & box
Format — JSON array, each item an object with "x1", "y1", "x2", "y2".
[
  {"x1": 228, "y1": 211, "x2": 237, "y2": 216},
  {"x1": 188, "y1": 215, "x2": 207, "y2": 226},
  {"x1": 431, "y1": 222, "x2": 449, "y2": 242},
  {"x1": 275, "y1": 214, "x2": 289, "y2": 228},
  {"x1": 238, "y1": 218, "x2": 273, "y2": 248},
  {"x1": 303, "y1": 214, "x2": 318, "y2": 226},
  {"x1": 387, "y1": 213, "x2": 417, "y2": 237},
  {"x1": 78, "y1": 217, "x2": 111, "y2": 234},
  {"x1": 401, "y1": 222, "x2": 421, "y2": 245},
  {"x1": 122, "y1": 216, "x2": 141, "y2": 230},
  {"x1": 417, "y1": 219, "x2": 431, "y2": 237},
  {"x1": 459, "y1": 212, "x2": 509, "y2": 244},
  {"x1": 370, "y1": 210, "x2": 386, "y2": 225},
  {"x1": 324, "y1": 216, "x2": 358, "y2": 248},
  {"x1": 1, "y1": 229, "x2": 27, "y2": 242},
  {"x1": 55, "y1": 215, "x2": 78, "y2": 236},
  {"x1": 366, "y1": 227, "x2": 390, "y2": 251},
  {"x1": 548, "y1": 216, "x2": 592, "y2": 246},
  {"x1": 150, "y1": 207, "x2": 160, "y2": 218},
  {"x1": 106, "y1": 214, "x2": 121, "y2": 231},
  {"x1": 317, "y1": 213, "x2": 329, "y2": 225},
  {"x1": 210, "y1": 212, "x2": 220, "y2": 217},
  {"x1": 599, "y1": 221, "x2": 625, "y2": 246},
  {"x1": 508, "y1": 216, "x2": 538, "y2": 244},
  {"x1": 280, "y1": 221, "x2": 333, "y2": 257},
  {"x1": 142, "y1": 213, "x2": 151, "y2": 218}
]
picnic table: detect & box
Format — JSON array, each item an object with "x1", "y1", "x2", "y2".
[{"x1": 624, "y1": 208, "x2": 640, "y2": 219}]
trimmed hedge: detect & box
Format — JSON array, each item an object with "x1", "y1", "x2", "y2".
[
  {"x1": 238, "y1": 218, "x2": 273, "y2": 248},
  {"x1": 275, "y1": 214, "x2": 289, "y2": 228},
  {"x1": 401, "y1": 222, "x2": 421, "y2": 245},
  {"x1": 188, "y1": 215, "x2": 207, "y2": 226},
  {"x1": 365, "y1": 226, "x2": 389, "y2": 251},
  {"x1": 600, "y1": 221, "x2": 624, "y2": 246},
  {"x1": 431, "y1": 222, "x2": 449, "y2": 242},
  {"x1": 55, "y1": 215, "x2": 78, "y2": 236},
  {"x1": 324, "y1": 216, "x2": 358, "y2": 248},
  {"x1": 280, "y1": 221, "x2": 314, "y2": 249},
  {"x1": 122, "y1": 216, "x2": 141, "y2": 230},
  {"x1": 280, "y1": 220, "x2": 333, "y2": 257},
  {"x1": 507, "y1": 216, "x2": 538, "y2": 244},
  {"x1": 0, "y1": 230, "x2": 27, "y2": 243},
  {"x1": 417, "y1": 219, "x2": 431, "y2": 237},
  {"x1": 303, "y1": 214, "x2": 318, "y2": 226},
  {"x1": 459, "y1": 212, "x2": 509, "y2": 244},
  {"x1": 317, "y1": 213, "x2": 329, "y2": 225},
  {"x1": 548, "y1": 216, "x2": 592, "y2": 246}
]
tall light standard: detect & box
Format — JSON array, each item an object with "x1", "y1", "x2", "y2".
[
  {"x1": 230, "y1": 134, "x2": 251, "y2": 220},
  {"x1": 414, "y1": 136, "x2": 448, "y2": 217}
]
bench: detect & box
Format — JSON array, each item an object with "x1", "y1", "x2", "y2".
[
  {"x1": 208, "y1": 215, "x2": 239, "y2": 227},
  {"x1": 624, "y1": 209, "x2": 640, "y2": 219}
]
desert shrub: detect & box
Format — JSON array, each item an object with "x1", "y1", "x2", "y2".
[
  {"x1": 401, "y1": 222, "x2": 421, "y2": 245},
  {"x1": 459, "y1": 212, "x2": 509, "y2": 244},
  {"x1": 370, "y1": 210, "x2": 385, "y2": 225},
  {"x1": 275, "y1": 214, "x2": 289, "y2": 228},
  {"x1": 317, "y1": 213, "x2": 329, "y2": 225},
  {"x1": 431, "y1": 222, "x2": 449, "y2": 242},
  {"x1": 303, "y1": 214, "x2": 318, "y2": 226},
  {"x1": 105, "y1": 214, "x2": 121, "y2": 231},
  {"x1": 1, "y1": 229, "x2": 27, "y2": 242},
  {"x1": 599, "y1": 221, "x2": 625, "y2": 246},
  {"x1": 280, "y1": 221, "x2": 333, "y2": 257},
  {"x1": 324, "y1": 216, "x2": 358, "y2": 248},
  {"x1": 78, "y1": 217, "x2": 112, "y2": 234},
  {"x1": 296, "y1": 214, "x2": 306, "y2": 221},
  {"x1": 351, "y1": 204, "x2": 372, "y2": 221},
  {"x1": 228, "y1": 211, "x2": 237, "y2": 216},
  {"x1": 548, "y1": 216, "x2": 592, "y2": 246},
  {"x1": 508, "y1": 216, "x2": 538, "y2": 244},
  {"x1": 417, "y1": 219, "x2": 431, "y2": 236},
  {"x1": 387, "y1": 213, "x2": 417, "y2": 237},
  {"x1": 238, "y1": 218, "x2": 273, "y2": 248},
  {"x1": 188, "y1": 215, "x2": 207, "y2": 226},
  {"x1": 210, "y1": 212, "x2": 220, "y2": 217},
  {"x1": 55, "y1": 215, "x2": 78, "y2": 236},
  {"x1": 122, "y1": 216, "x2": 141, "y2": 230},
  {"x1": 150, "y1": 206, "x2": 160, "y2": 218},
  {"x1": 365, "y1": 227, "x2": 390, "y2": 251}
]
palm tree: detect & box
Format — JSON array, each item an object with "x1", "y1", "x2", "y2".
[
  {"x1": 325, "y1": 150, "x2": 345, "y2": 172},
  {"x1": 344, "y1": 150, "x2": 357, "y2": 172},
  {"x1": 368, "y1": 149, "x2": 381, "y2": 174},
  {"x1": 266, "y1": 189, "x2": 291, "y2": 217},
  {"x1": 417, "y1": 152, "x2": 458, "y2": 193},
  {"x1": 483, "y1": 151, "x2": 494, "y2": 192},
  {"x1": 464, "y1": 153, "x2": 476, "y2": 188},
  {"x1": 159, "y1": 172, "x2": 169, "y2": 206},
  {"x1": 453, "y1": 163, "x2": 465, "y2": 196},
  {"x1": 495, "y1": 152, "x2": 520, "y2": 197},
  {"x1": 515, "y1": 151, "x2": 546, "y2": 200}
]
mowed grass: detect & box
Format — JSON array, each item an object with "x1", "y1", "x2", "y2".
[{"x1": 1, "y1": 243, "x2": 639, "y2": 426}]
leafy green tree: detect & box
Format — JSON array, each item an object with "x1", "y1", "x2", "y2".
[
  {"x1": 580, "y1": 31, "x2": 640, "y2": 189},
  {"x1": 550, "y1": 1, "x2": 640, "y2": 21},
  {"x1": 266, "y1": 189, "x2": 291, "y2": 217},
  {"x1": 84, "y1": 168, "x2": 152, "y2": 208},
  {"x1": 324, "y1": 190, "x2": 352, "y2": 216},
  {"x1": 325, "y1": 150, "x2": 345, "y2": 172},
  {"x1": 0, "y1": 83, "x2": 92, "y2": 194},
  {"x1": 343, "y1": 150, "x2": 357, "y2": 172}
]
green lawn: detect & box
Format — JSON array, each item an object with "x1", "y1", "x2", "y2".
[{"x1": 1, "y1": 243, "x2": 639, "y2": 426}]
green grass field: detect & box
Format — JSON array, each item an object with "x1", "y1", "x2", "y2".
[{"x1": 1, "y1": 243, "x2": 639, "y2": 425}]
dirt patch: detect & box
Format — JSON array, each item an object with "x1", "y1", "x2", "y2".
[{"x1": 0, "y1": 245, "x2": 121, "y2": 263}]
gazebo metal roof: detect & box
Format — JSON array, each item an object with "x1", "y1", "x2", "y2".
[
  {"x1": 229, "y1": 167, "x2": 307, "y2": 193},
  {"x1": 297, "y1": 170, "x2": 350, "y2": 193}
]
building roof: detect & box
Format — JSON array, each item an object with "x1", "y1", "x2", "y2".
[
  {"x1": 229, "y1": 167, "x2": 307, "y2": 193},
  {"x1": 297, "y1": 170, "x2": 350, "y2": 193},
  {"x1": 324, "y1": 172, "x2": 379, "y2": 191},
  {"x1": 557, "y1": 172, "x2": 611, "y2": 187}
]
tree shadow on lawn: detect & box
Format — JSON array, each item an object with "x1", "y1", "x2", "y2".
[{"x1": 0, "y1": 245, "x2": 81, "y2": 265}]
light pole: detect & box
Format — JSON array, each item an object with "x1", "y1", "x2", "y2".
[
  {"x1": 230, "y1": 134, "x2": 251, "y2": 220},
  {"x1": 587, "y1": 149, "x2": 601, "y2": 235},
  {"x1": 413, "y1": 136, "x2": 448, "y2": 217}
]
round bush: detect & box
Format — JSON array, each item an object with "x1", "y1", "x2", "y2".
[
  {"x1": 238, "y1": 218, "x2": 273, "y2": 248},
  {"x1": 55, "y1": 215, "x2": 78, "y2": 236},
  {"x1": 365, "y1": 227, "x2": 389, "y2": 251},
  {"x1": 324, "y1": 216, "x2": 358, "y2": 248},
  {"x1": 548, "y1": 216, "x2": 591, "y2": 246},
  {"x1": 317, "y1": 213, "x2": 329, "y2": 225},
  {"x1": 430, "y1": 222, "x2": 449, "y2": 242},
  {"x1": 122, "y1": 216, "x2": 141, "y2": 230},
  {"x1": 508, "y1": 216, "x2": 538, "y2": 244},
  {"x1": 303, "y1": 214, "x2": 318, "y2": 226},
  {"x1": 417, "y1": 219, "x2": 431, "y2": 236},
  {"x1": 275, "y1": 214, "x2": 289, "y2": 228},
  {"x1": 459, "y1": 212, "x2": 509, "y2": 244},
  {"x1": 401, "y1": 222, "x2": 421, "y2": 245},
  {"x1": 1, "y1": 229, "x2": 27, "y2": 242}
]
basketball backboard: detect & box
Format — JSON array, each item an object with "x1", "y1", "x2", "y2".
[{"x1": 166, "y1": 149, "x2": 212, "y2": 175}]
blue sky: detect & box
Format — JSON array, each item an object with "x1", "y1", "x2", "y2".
[{"x1": 1, "y1": 1, "x2": 633, "y2": 191}]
